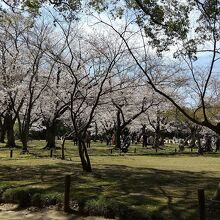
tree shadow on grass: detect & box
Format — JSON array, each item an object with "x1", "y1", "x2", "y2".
[
  {"x1": 83, "y1": 165, "x2": 219, "y2": 220},
  {"x1": 41, "y1": 163, "x2": 220, "y2": 219},
  {"x1": 0, "y1": 162, "x2": 219, "y2": 220}
]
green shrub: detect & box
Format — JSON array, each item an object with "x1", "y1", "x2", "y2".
[
  {"x1": 31, "y1": 193, "x2": 42, "y2": 207},
  {"x1": 2, "y1": 187, "x2": 61, "y2": 208},
  {"x1": 84, "y1": 196, "x2": 116, "y2": 218},
  {"x1": 2, "y1": 188, "x2": 31, "y2": 207},
  {"x1": 0, "y1": 186, "x2": 6, "y2": 202},
  {"x1": 213, "y1": 183, "x2": 220, "y2": 201},
  {"x1": 31, "y1": 192, "x2": 62, "y2": 207},
  {"x1": 83, "y1": 196, "x2": 149, "y2": 220}
]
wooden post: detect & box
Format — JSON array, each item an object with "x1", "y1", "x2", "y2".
[
  {"x1": 134, "y1": 148, "x2": 136, "y2": 153},
  {"x1": 50, "y1": 149, "x2": 53, "y2": 158},
  {"x1": 156, "y1": 147, "x2": 158, "y2": 153},
  {"x1": 61, "y1": 138, "x2": 65, "y2": 160},
  {"x1": 110, "y1": 149, "x2": 113, "y2": 154},
  {"x1": 10, "y1": 149, "x2": 13, "y2": 158},
  {"x1": 198, "y1": 188, "x2": 206, "y2": 220},
  {"x1": 64, "y1": 175, "x2": 71, "y2": 212},
  {"x1": 175, "y1": 148, "x2": 177, "y2": 153},
  {"x1": 191, "y1": 147, "x2": 193, "y2": 152}
]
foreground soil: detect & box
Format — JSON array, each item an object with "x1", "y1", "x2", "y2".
[{"x1": 0, "y1": 204, "x2": 107, "y2": 220}]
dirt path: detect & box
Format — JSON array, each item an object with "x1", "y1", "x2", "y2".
[{"x1": 0, "y1": 204, "x2": 106, "y2": 220}]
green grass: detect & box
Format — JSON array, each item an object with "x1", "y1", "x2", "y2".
[{"x1": 0, "y1": 140, "x2": 220, "y2": 219}]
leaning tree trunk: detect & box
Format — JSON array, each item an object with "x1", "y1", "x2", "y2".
[
  {"x1": 78, "y1": 139, "x2": 92, "y2": 172},
  {"x1": 44, "y1": 124, "x2": 56, "y2": 149}
]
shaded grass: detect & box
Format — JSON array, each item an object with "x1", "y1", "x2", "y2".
[{"x1": 0, "y1": 140, "x2": 220, "y2": 219}]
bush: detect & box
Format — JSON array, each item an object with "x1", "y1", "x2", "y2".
[
  {"x1": 31, "y1": 193, "x2": 42, "y2": 207},
  {"x1": 83, "y1": 196, "x2": 149, "y2": 220},
  {"x1": 213, "y1": 183, "x2": 220, "y2": 201},
  {"x1": 0, "y1": 186, "x2": 8, "y2": 203},
  {"x1": 83, "y1": 196, "x2": 149, "y2": 219},
  {"x1": 2, "y1": 188, "x2": 31, "y2": 207},
  {"x1": 2, "y1": 187, "x2": 61, "y2": 208},
  {"x1": 84, "y1": 196, "x2": 116, "y2": 218},
  {"x1": 31, "y1": 192, "x2": 62, "y2": 207}
]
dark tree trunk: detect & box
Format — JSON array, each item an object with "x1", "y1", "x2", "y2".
[
  {"x1": 153, "y1": 113, "x2": 161, "y2": 150},
  {"x1": 142, "y1": 125, "x2": 147, "y2": 147},
  {"x1": 106, "y1": 135, "x2": 110, "y2": 146},
  {"x1": 78, "y1": 139, "x2": 92, "y2": 172},
  {"x1": 44, "y1": 124, "x2": 56, "y2": 149},
  {"x1": 197, "y1": 136, "x2": 203, "y2": 155},
  {"x1": 5, "y1": 114, "x2": 16, "y2": 148},
  {"x1": 115, "y1": 110, "x2": 121, "y2": 148},
  {"x1": 154, "y1": 124, "x2": 160, "y2": 149},
  {"x1": 160, "y1": 136, "x2": 165, "y2": 146},
  {"x1": 0, "y1": 117, "x2": 6, "y2": 143},
  {"x1": 189, "y1": 127, "x2": 196, "y2": 149},
  {"x1": 115, "y1": 128, "x2": 121, "y2": 148},
  {"x1": 6, "y1": 127, "x2": 16, "y2": 148},
  {"x1": 0, "y1": 127, "x2": 6, "y2": 143},
  {"x1": 141, "y1": 124, "x2": 146, "y2": 134},
  {"x1": 20, "y1": 132, "x2": 29, "y2": 153}
]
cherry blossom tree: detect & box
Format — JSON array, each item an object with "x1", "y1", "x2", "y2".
[
  {"x1": 44, "y1": 17, "x2": 130, "y2": 171},
  {"x1": 16, "y1": 21, "x2": 56, "y2": 153},
  {"x1": 0, "y1": 12, "x2": 33, "y2": 148}
]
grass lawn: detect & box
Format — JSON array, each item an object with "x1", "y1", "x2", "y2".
[{"x1": 0, "y1": 140, "x2": 220, "y2": 220}]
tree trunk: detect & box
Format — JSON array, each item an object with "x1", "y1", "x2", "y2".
[
  {"x1": 20, "y1": 132, "x2": 29, "y2": 153},
  {"x1": 44, "y1": 124, "x2": 56, "y2": 149},
  {"x1": 0, "y1": 127, "x2": 6, "y2": 143},
  {"x1": 78, "y1": 139, "x2": 92, "y2": 172},
  {"x1": 154, "y1": 124, "x2": 160, "y2": 149},
  {"x1": 189, "y1": 126, "x2": 196, "y2": 150},
  {"x1": 197, "y1": 136, "x2": 203, "y2": 155},
  {"x1": 5, "y1": 114, "x2": 16, "y2": 148},
  {"x1": 6, "y1": 124, "x2": 16, "y2": 148},
  {"x1": 153, "y1": 113, "x2": 161, "y2": 150},
  {"x1": 61, "y1": 137, "x2": 66, "y2": 160},
  {"x1": 115, "y1": 128, "x2": 121, "y2": 148},
  {"x1": 0, "y1": 117, "x2": 6, "y2": 143},
  {"x1": 115, "y1": 110, "x2": 121, "y2": 148}
]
